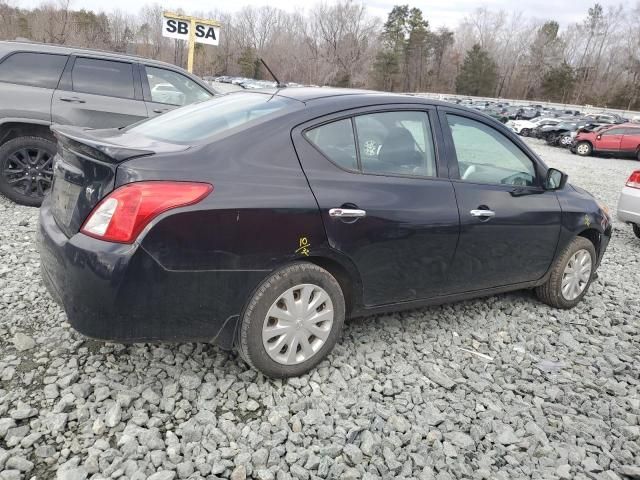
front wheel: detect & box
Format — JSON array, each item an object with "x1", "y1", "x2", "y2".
[
  {"x1": 633, "y1": 224, "x2": 640, "y2": 239},
  {"x1": 575, "y1": 141, "x2": 592, "y2": 157},
  {"x1": 236, "y1": 263, "x2": 345, "y2": 378},
  {"x1": 535, "y1": 237, "x2": 596, "y2": 309},
  {"x1": 520, "y1": 128, "x2": 530, "y2": 137}
]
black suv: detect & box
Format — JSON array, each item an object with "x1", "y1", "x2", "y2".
[{"x1": 0, "y1": 41, "x2": 216, "y2": 206}]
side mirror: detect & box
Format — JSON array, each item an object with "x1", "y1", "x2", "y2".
[{"x1": 545, "y1": 168, "x2": 568, "y2": 190}]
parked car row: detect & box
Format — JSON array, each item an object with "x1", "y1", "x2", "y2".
[
  {"x1": 209, "y1": 75, "x2": 305, "y2": 90},
  {"x1": 504, "y1": 107, "x2": 636, "y2": 156}
]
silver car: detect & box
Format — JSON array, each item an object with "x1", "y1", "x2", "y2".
[{"x1": 617, "y1": 170, "x2": 640, "y2": 238}]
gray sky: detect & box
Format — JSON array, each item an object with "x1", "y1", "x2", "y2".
[{"x1": 16, "y1": 0, "x2": 628, "y2": 30}]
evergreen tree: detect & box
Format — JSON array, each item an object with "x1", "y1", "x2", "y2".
[
  {"x1": 372, "y1": 5, "x2": 409, "y2": 91},
  {"x1": 541, "y1": 63, "x2": 575, "y2": 102},
  {"x1": 455, "y1": 44, "x2": 497, "y2": 96}
]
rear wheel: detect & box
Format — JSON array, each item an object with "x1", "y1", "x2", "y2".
[
  {"x1": 536, "y1": 237, "x2": 596, "y2": 309},
  {"x1": 237, "y1": 262, "x2": 345, "y2": 378},
  {"x1": 575, "y1": 141, "x2": 592, "y2": 157},
  {"x1": 633, "y1": 224, "x2": 640, "y2": 239},
  {"x1": 0, "y1": 136, "x2": 56, "y2": 207},
  {"x1": 559, "y1": 135, "x2": 573, "y2": 147}
]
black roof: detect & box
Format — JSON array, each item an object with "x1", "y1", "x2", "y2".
[{"x1": 245, "y1": 87, "x2": 449, "y2": 107}]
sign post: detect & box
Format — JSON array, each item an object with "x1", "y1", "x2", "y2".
[{"x1": 162, "y1": 12, "x2": 221, "y2": 73}]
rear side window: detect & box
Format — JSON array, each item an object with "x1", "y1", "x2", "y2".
[
  {"x1": 72, "y1": 58, "x2": 134, "y2": 99},
  {"x1": 355, "y1": 111, "x2": 436, "y2": 177},
  {"x1": 0, "y1": 52, "x2": 67, "y2": 89},
  {"x1": 306, "y1": 110, "x2": 437, "y2": 177},
  {"x1": 447, "y1": 114, "x2": 536, "y2": 186},
  {"x1": 129, "y1": 92, "x2": 297, "y2": 143},
  {"x1": 305, "y1": 119, "x2": 357, "y2": 170},
  {"x1": 624, "y1": 128, "x2": 640, "y2": 135}
]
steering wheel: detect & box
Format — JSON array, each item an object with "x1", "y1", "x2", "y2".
[
  {"x1": 501, "y1": 173, "x2": 531, "y2": 186},
  {"x1": 360, "y1": 136, "x2": 383, "y2": 158},
  {"x1": 461, "y1": 164, "x2": 477, "y2": 180}
]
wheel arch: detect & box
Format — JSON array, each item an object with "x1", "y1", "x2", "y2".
[
  {"x1": 577, "y1": 228, "x2": 601, "y2": 255},
  {"x1": 0, "y1": 121, "x2": 55, "y2": 145},
  {"x1": 305, "y1": 254, "x2": 362, "y2": 317}
]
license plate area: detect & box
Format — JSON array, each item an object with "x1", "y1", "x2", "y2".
[{"x1": 51, "y1": 176, "x2": 82, "y2": 229}]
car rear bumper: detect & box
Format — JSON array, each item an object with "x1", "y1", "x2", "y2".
[
  {"x1": 617, "y1": 185, "x2": 640, "y2": 225},
  {"x1": 37, "y1": 196, "x2": 266, "y2": 349}
]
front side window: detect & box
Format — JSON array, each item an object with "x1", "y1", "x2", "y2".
[
  {"x1": 447, "y1": 114, "x2": 536, "y2": 186},
  {"x1": 145, "y1": 66, "x2": 212, "y2": 106},
  {"x1": 0, "y1": 52, "x2": 67, "y2": 89},
  {"x1": 129, "y1": 92, "x2": 297, "y2": 143},
  {"x1": 601, "y1": 128, "x2": 625, "y2": 136},
  {"x1": 72, "y1": 57, "x2": 134, "y2": 99},
  {"x1": 355, "y1": 111, "x2": 436, "y2": 177}
]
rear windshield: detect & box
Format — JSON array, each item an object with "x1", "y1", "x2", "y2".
[{"x1": 129, "y1": 92, "x2": 298, "y2": 143}]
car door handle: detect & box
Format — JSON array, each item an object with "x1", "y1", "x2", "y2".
[
  {"x1": 153, "y1": 108, "x2": 169, "y2": 114},
  {"x1": 59, "y1": 97, "x2": 86, "y2": 103},
  {"x1": 470, "y1": 209, "x2": 496, "y2": 218},
  {"x1": 329, "y1": 208, "x2": 366, "y2": 218}
]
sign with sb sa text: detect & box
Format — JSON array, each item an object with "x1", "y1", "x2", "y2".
[{"x1": 162, "y1": 16, "x2": 220, "y2": 46}]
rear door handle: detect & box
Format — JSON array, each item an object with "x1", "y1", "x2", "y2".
[
  {"x1": 59, "y1": 97, "x2": 86, "y2": 103},
  {"x1": 470, "y1": 209, "x2": 496, "y2": 218},
  {"x1": 329, "y1": 208, "x2": 366, "y2": 218}
]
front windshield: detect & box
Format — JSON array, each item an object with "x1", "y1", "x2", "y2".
[{"x1": 129, "y1": 92, "x2": 298, "y2": 144}]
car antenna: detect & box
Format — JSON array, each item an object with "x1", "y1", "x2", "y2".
[{"x1": 260, "y1": 58, "x2": 286, "y2": 89}]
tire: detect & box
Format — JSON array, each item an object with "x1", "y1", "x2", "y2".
[
  {"x1": 559, "y1": 135, "x2": 572, "y2": 147},
  {"x1": 0, "y1": 136, "x2": 56, "y2": 207},
  {"x1": 237, "y1": 262, "x2": 345, "y2": 378},
  {"x1": 520, "y1": 128, "x2": 530, "y2": 137},
  {"x1": 535, "y1": 236, "x2": 596, "y2": 309},
  {"x1": 633, "y1": 224, "x2": 640, "y2": 239},
  {"x1": 575, "y1": 141, "x2": 592, "y2": 157}
]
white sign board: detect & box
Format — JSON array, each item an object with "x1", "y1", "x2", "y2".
[{"x1": 162, "y1": 16, "x2": 220, "y2": 46}]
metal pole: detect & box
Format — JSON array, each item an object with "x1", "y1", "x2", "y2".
[{"x1": 187, "y1": 18, "x2": 196, "y2": 73}]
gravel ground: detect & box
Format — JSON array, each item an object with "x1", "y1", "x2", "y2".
[{"x1": 0, "y1": 139, "x2": 639, "y2": 480}]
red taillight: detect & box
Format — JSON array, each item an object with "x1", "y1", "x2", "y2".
[
  {"x1": 81, "y1": 181, "x2": 213, "y2": 243},
  {"x1": 626, "y1": 170, "x2": 640, "y2": 189}
]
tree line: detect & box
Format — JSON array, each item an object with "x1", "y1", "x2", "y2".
[{"x1": 1, "y1": 0, "x2": 638, "y2": 110}]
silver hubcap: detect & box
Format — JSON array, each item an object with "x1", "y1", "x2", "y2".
[
  {"x1": 262, "y1": 284, "x2": 334, "y2": 365},
  {"x1": 561, "y1": 249, "x2": 592, "y2": 300},
  {"x1": 577, "y1": 144, "x2": 589, "y2": 154}
]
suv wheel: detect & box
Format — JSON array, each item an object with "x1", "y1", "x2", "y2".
[
  {"x1": 575, "y1": 141, "x2": 592, "y2": 157},
  {"x1": 237, "y1": 262, "x2": 345, "y2": 378},
  {"x1": 0, "y1": 136, "x2": 56, "y2": 207},
  {"x1": 535, "y1": 236, "x2": 596, "y2": 309}
]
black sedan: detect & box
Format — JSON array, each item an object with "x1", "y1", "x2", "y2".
[{"x1": 38, "y1": 88, "x2": 612, "y2": 378}]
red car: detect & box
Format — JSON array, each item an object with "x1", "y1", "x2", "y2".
[{"x1": 573, "y1": 123, "x2": 640, "y2": 160}]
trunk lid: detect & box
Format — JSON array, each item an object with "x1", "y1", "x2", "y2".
[{"x1": 49, "y1": 125, "x2": 188, "y2": 238}]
